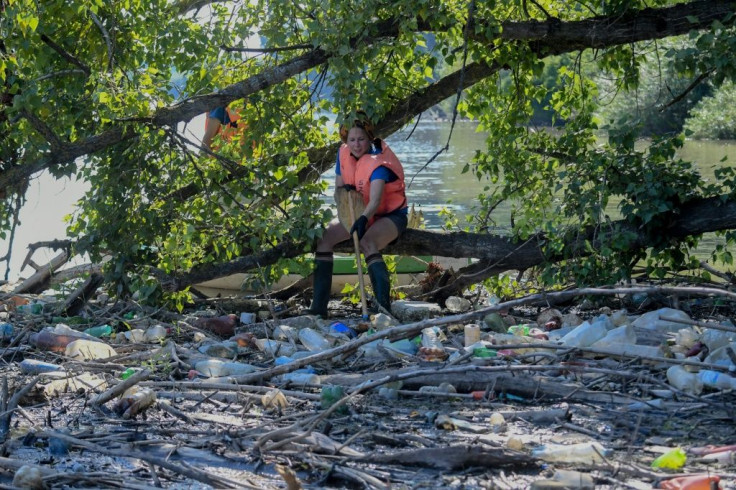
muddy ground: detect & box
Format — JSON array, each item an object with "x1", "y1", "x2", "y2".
[{"x1": 0, "y1": 285, "x2": 735, "y2": 489}]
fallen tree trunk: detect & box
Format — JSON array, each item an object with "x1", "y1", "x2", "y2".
[{"x1": 156, "y1": 193, "x2": 736, "y2": 294}]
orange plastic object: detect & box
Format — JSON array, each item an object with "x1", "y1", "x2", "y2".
[{"x1": 659, "y1": 474, "x2": 721, "y2": 490}]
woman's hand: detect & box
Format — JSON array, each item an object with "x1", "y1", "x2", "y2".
[{"x1": 350, "y1": 215, "x2": 368, "y2": 239}]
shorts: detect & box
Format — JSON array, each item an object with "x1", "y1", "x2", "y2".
[{"x1": 376, "y1": 208, "x2": 408, "y2": 236}]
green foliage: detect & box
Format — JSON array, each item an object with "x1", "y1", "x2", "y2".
[
  {"x1": 2, "y1": 0, "x2": 736, "y2": 300},
  {"x1": 685, "y1": 81, "x2": 736, "y2": 139}
]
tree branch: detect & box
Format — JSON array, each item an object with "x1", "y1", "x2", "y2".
[{"x1": 39, "y1": 34, "x2": 91, "y2": 76}]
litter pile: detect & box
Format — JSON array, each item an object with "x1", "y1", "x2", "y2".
[{"x1": 0, "y1": 288, "x2": 735, "y2": 489}]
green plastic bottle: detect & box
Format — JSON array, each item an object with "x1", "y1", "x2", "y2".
[
  {"x1": 84, "y1": 324, "x2": 113, "y2": 338},
  {"x1": 320, "y1": 385, "x2": 348, "y2": 414}
]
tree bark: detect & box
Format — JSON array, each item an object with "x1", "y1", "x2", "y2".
[{"x1": 156, "y1": 193, "x2": 736, "y2": 292}]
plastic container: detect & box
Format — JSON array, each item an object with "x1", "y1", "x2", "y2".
[
  {"x1": 531, "y1": 441, "x2": 612, "y2": 464},
  {"x1": 329, "y1": 322, "x2": 356, "y2": 339},
  {"x1": 371, "y1": 313, "x2": 396, "y2": 330},
  {"x1": 144, "y1": 325, "x2": 168, "y2": 342},
  {"x1": 704, "y1": 341, "x2": 736, "y2": 369},
  {"x1": 659, "y1": 475, "x2": 721, "y2": 490},
  {"x1": 421, "y1": 327, "x2": 444, "y2": 350},
  {"x1": 507, "y1": 324, "x2": 533, "y2": 337},
  {"x1": 65, "y1": 339, "x2": 117, "y2": 360},
  {"x1": 84, "y1": 324, "x2": 113, "y2": 338},
  {"x1": 193, "y1": 359, "x2": 258, "y2": 377},
  {"x1": 651, "y1": 447, "x2": 687, "y2": 469},
  {"x1": 19, "y1": 359, "x2": 63, "y2": 374},
  {"x1": 281, "y1": 371, "x2": 321, "y2": 385},
  {"x1": 591, "y1": 324, "x2": 636, "y2": 347},
  {"x1": 464, "y1": 324, "x2": 481, "y2": 347},
  {"x1": 255, "y1": 338, "x2": 296, "y2": 357},
  {"x1": 0, "y1": 322, "x2": 13, "y2": 340},
  {"x1": 701, "y1": 326, "x2": 735, "y2": 352},
  {"x1": 666, "y1": 365, "x2": 703, "y2": 395},
  {"x1": 298, "y1": 328, "x2": 332, "y2": 352},
  {"x1": 697, "y1": 370, "x2": 736, "y2": 390},
  {"x1": 558, "y1": 319, "x2": 608, "y2": 348}
]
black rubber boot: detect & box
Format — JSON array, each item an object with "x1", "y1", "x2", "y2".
[
  {"x1": 367, "y1": 259, "x2": 391, "y2": 314},
  {"x1": 307, "y1": 254, "x2": 333, "y2": 317}
]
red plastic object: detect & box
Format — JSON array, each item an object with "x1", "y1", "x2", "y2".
[{"x1": 659, "y1": 475, "x2": 720, "y2": 490}]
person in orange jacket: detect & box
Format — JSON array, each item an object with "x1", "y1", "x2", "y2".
[
  {"x1": 307, "y1": 112, "x2": 408, "y2": 316},
  {"x1": 202, "y1": 106, "x2": 242, "y2": 151}
]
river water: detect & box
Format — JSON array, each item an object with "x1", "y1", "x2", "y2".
[{"x1": 323, "y1": 120, "x2": 736, "y2": 259}]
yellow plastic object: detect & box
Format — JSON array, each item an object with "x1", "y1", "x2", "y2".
[{"x1": 651, "y1": 447, "x2": 687, "y2": 470}]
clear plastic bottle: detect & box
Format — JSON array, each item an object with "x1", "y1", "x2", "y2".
[
  {"x1": 194, "y1": 359, "x2": 258, "y2": 377},
  {"x1": 697, "y1": 370, "x2": 736, "y2": 390},
  {"x1": 559, "y1": 320, "x2": 607, "y2": 348},
  {"x1": 281, "y1": 371, "x2": 321, "y2": 385},
  {"x1": 298, "y1": 328, "x2": 332, "y2": 352},
  {"x1": 666, "y1": 365, "x2": 704, "y2": 395},
  {"x1": 531, "y1": 441, "x2": 612, "y2": 464}
]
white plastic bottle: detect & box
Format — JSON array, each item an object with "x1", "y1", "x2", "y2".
[
  {"x1": 666, "y1": 365, "x2": 704, "y2": 395},
  {"x1": 697, "y1": 370, "x2": 736, "y2": 390}
]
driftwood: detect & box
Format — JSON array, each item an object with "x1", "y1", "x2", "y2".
[
  {"x1": 12, "y1": 251, "x2": 69, "y2": 294},
  {"x1": 57, "y1": 271, "x2": 104, "y2": 316},
  {"x1": 0, "y1": 286, "x2": 732, "y2": 488},
  {"x1": 356, "y1": 445, "x2": 538, "y2": 470}
]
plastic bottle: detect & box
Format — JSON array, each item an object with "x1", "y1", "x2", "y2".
[
  {"x1": 144, "y1": 325, "x2": 168, "y2": 342},
  {"x1": 255, "y1": 338, "x2": 297, "y2": 357},
  {"x1": 19, "y1": 359, "x2": 63, "y2": 374},
  {"x1": 421, "y1": 327, "x2": 444, "y2": 350},
  {"x1": 558, "y1": 319, "x2": 608, "y2": 348},
  {"x1": 193, "y1": 359, "x2": 258, "y2": 377},
  {"x1": 697, "y1": 370, "x2": 736, "y2": 390},
  {"x1": 531, "y1": 441, "x2": 612, "y2": 464},
  {"x1": 666, "y1": 365, "x2": 703, "y2": 395},
  {"x1": 298, "y1": 328, "x2": 332, "y2": 352},
  {"x1": 651, "y1": 447, "x2": 687, "y2": 469},
  {"x1": 704, "y1": 341, "x2": 736, "y2": 369},
  {"x1": 659, "y1": 475, "x2": 721, "y2": 490},
  {"x1": 0, "y1": 322, "x2": 13, "y2": 340},
  {"x1": 273, "y1": 325, "x2": 297, "y2": 341},
  {"x1": 370, "y1": 313, "x2": 396, "y2": 330},
  {"x1": 83, "y1": 324, "x2": 113, "y2": 338},
  {"x1": 114, "y1": 387, "x2": 157, "y2": 419},
  {"x1": 320, "y1": 385, "x2": 348, "y2": 413},
  {"x1": 30, "y1": 325, "x2": 90, "y2": 353},
  {"x1": 281, "y1": 371, "x2": 321, "y2": 385},
  {"x1": 464, "y1": 324, "x2": 481, "y2": 347},
  {"x1": 591, "y1": 324, "x2": 636, "y2": 347},
  {"x1": 329, "y1": 322, "x2": 356, "y2": 339}
]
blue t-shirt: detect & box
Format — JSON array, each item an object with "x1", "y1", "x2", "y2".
[{"x1": 208, "y1": 107, "x2": 235, "y2": 126}]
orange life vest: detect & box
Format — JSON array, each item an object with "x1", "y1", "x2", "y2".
[
  {"x1": 205, "y1": 107, "x2": 244, "y2": 148},
  {"x1": 339, "y1": 141, "x2": 407, "y2": 218}
]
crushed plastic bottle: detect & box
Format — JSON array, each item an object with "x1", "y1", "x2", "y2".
[
  {"x1": 531, "y1": 441, "x2": 612, "y2": 464},
  {"x1": 255, "y1": 338, "x2": 297, "y2": 357},
  {"x1": 651, "y1": 447, "x2": 687, "y2": 470},
  {"x1": 298, "y1": 328, "x2": 332, "y2": 352},
  {"x1": 704, "y1": 341, "x2": 736, "y2": 369},
  {"x1": 591, "y1": 324, "x2": 636, "y2": 347},
  {"x1": 667, "y1": 365, "x2": 704, "y2": 395},
  {"x1": 329, "y1": 321, "x2": 356, "y2": 339}
]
